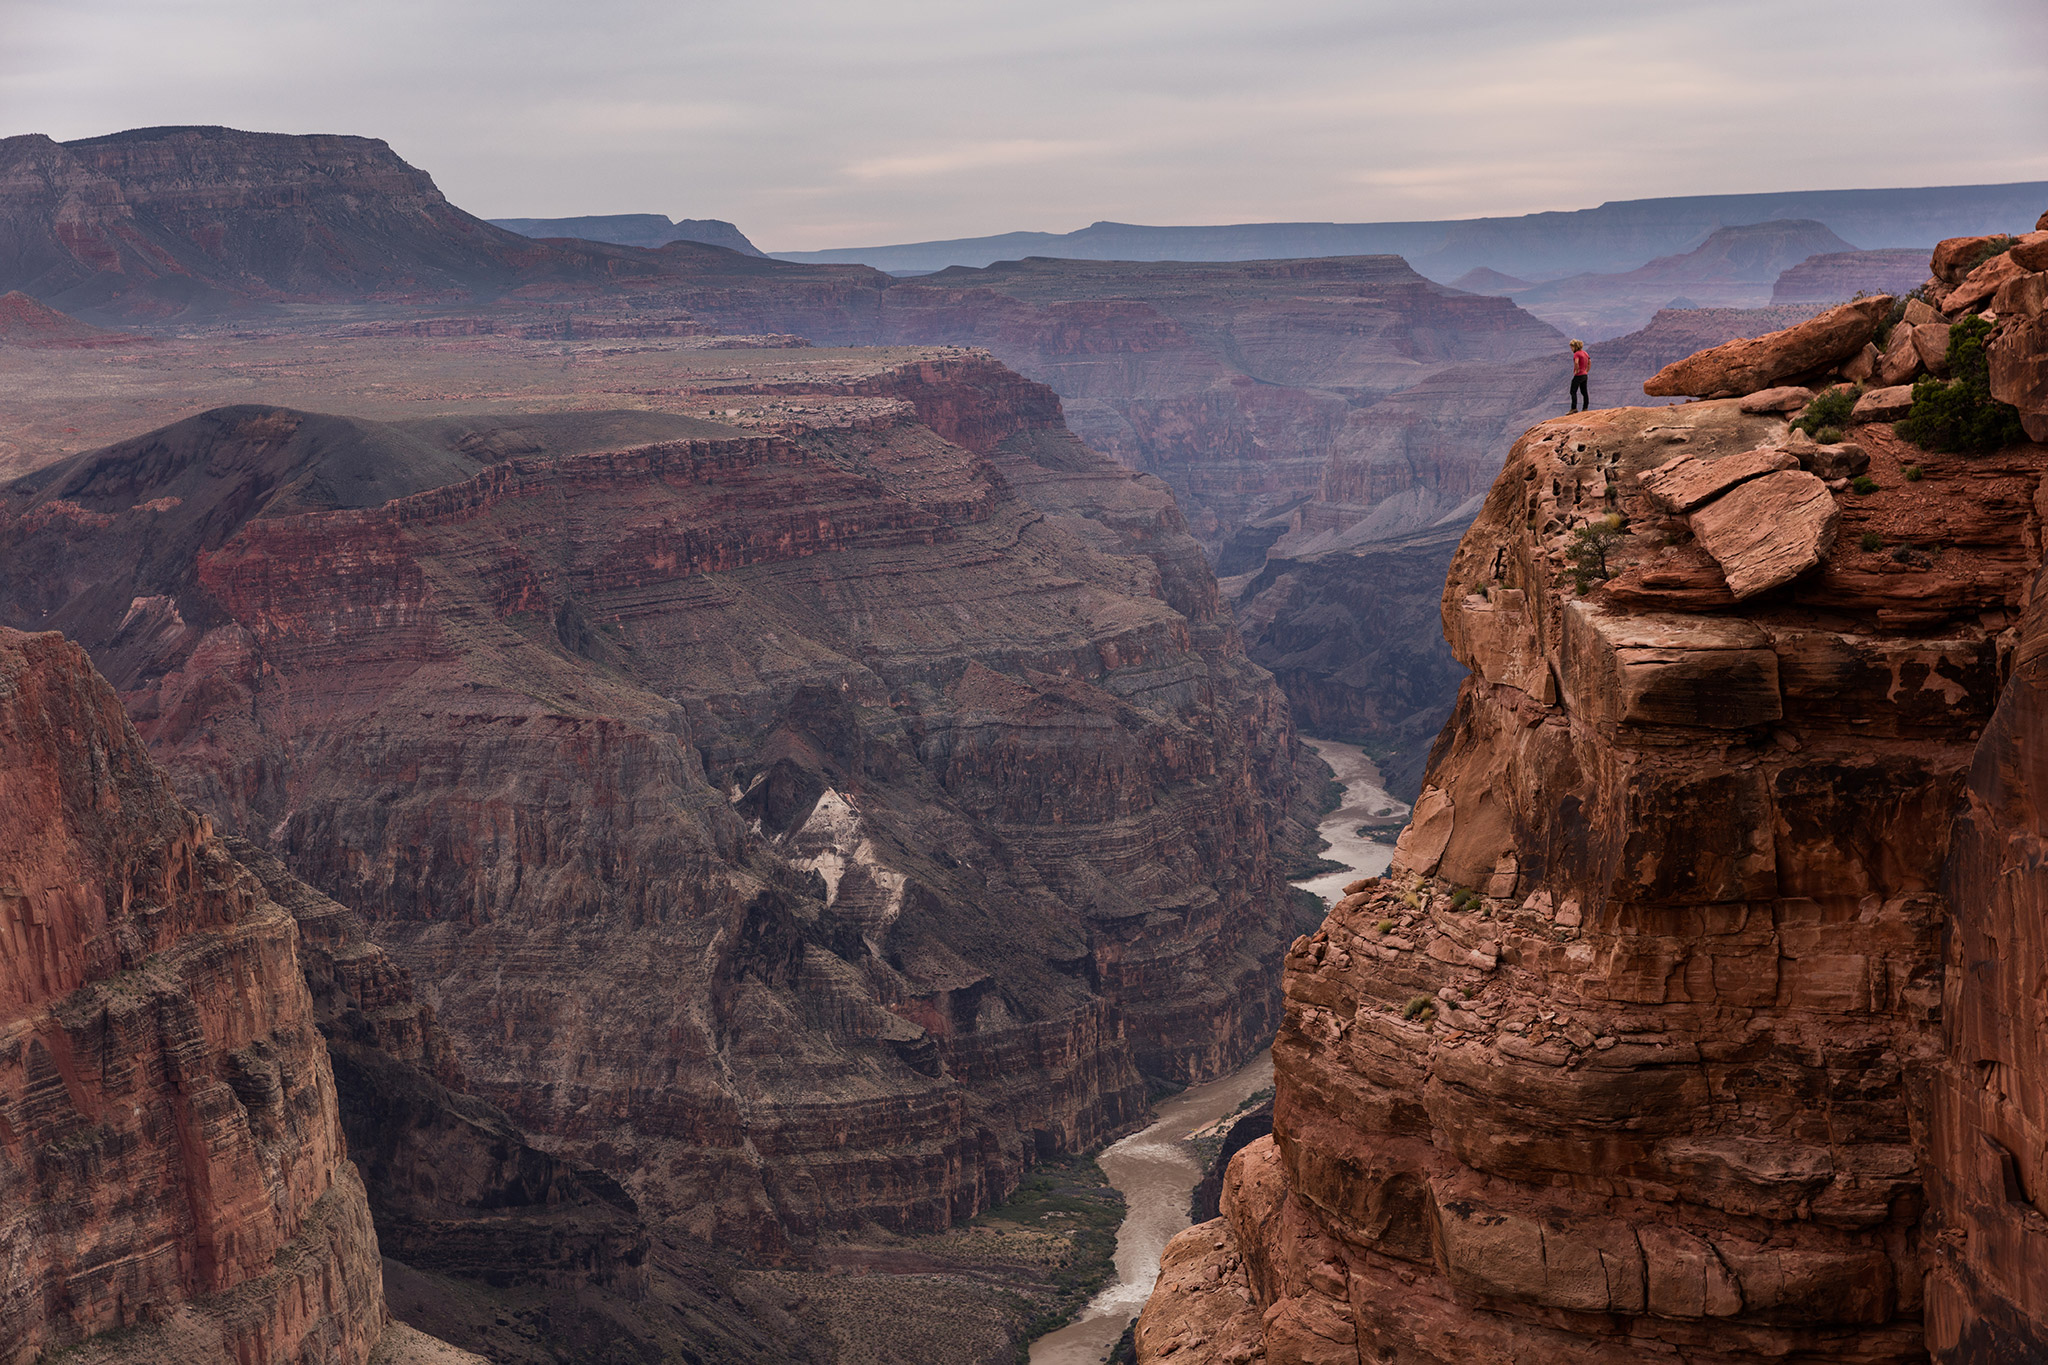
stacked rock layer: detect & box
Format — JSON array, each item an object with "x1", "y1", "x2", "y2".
[
  {"x1": 1137, "y1": 219, "x2": 2048, "y2": 1363},
  {"x1": 0, "y1": 628, "x2": 387, "y2": 1365}
]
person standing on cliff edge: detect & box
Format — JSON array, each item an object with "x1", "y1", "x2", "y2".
[{"x1": 1568, "y1": 339, "x2": 1591, "y2": 412}]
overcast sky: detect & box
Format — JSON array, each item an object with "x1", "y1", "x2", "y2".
[{"x1": 4, "y1": 0, "x2": 2045, "y2": 251}]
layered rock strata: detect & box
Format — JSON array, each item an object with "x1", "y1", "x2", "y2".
[
  {"x1": 0, "y1": 627, "x2": 386, "y2": 1365},
  {"x1": 1137, "y1": 339, "x2": 2048, "y2": 1364},
  {"x1": 1136, "y1": 216, "x2": 2048, "y2": 1364},
  {"x1": 1, "y1": 350, "x2": 1311, "y2": 1258}
]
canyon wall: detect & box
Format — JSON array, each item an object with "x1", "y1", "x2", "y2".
[
  {"x1": 1, "y1": 349, "x2": 1315, "y2": 1260},
  {"x1": 0, "y1": 627, "x2": 387, "y2": 1365},
  {"x1": 1137, "y1": 219, "x2": 2048, "y2": 1362}
]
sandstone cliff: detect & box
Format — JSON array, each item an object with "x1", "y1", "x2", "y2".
[
  {"x1": 0, "y1": 627, "x2": 386, "y2": 1364},
  {"x1": 1, "y1": 349, "x2": 1314, "y2": 1261},
  {"x1": 1135, "y1": 214, "x2": 2048, "y2": 1362}
]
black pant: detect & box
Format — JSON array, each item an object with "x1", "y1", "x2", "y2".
[{"x1": 1570, "y1": 374, "x2": 1589, "y2": 411}]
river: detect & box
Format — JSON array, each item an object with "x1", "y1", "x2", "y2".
[{"x1": 1027, "y1": 737, "x2": 1408, "y2": 1365}]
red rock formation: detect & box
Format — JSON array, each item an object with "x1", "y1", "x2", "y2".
[
  {"x1": 0, "y1": 627, "x2": 386, "y2": 1364},
  {"x1": 1, "y1": 351, "x2": 1314, "y2": 1258},
  {"x1": 1643, "y1": 295, "x2": 1892, "y2": 398},
  {"x1": 0, "y1": 290, "x2": 142, "y2": 347},
  {"x1": 1137, "y1": 372, "x2": 2048, "y2": 1359}
]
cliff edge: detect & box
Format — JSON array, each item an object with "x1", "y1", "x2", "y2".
[
  {"x1": 0, "y1": 627, "x2": 387, "y2": 1364},
  {"x1": 1133, "y1": 210, "x2": 2048, "y2": 1362}
]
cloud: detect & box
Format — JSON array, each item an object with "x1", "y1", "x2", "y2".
[{"x1": 1, "y1": 0, "x2": 2042, "y2": 247}]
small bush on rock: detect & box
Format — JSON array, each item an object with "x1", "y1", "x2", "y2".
[
  {"x1": 1565, "y1": 518, "x2": 1626, "y2": 593},
  {"x1": 1966, "y1": 236, "x2": 2018, "y2": 274},
  {"x1": 1852, "y1": 475, "x2": 1878, "y2": 494},
  {"x1": 1792, "y1": 386, "x2": 1858, "y2": 437},
  {"x1": 1900, "y1": 315, "x2": 2027, "y2": 453},
  {"x1": 1860, "y1": 532, "x2": 1884, "y2": 551},
  {"x1": 1401, "y1": 996, "x2": 1438, "y2": 1022},
  {"x1": 1904, "y1": 465, "x2": 1924, "y2": 482}
]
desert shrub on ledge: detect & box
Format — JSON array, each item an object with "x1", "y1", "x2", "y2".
[
  {"x1": 1901, "y1": 314, "x2": 2027, "y2": 453},
  {"x1": 1792, "y1": 385, "x2": 1858, "y2": 439}
]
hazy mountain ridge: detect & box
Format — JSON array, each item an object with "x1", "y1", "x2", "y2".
[{"x1": 770, "y1": 181, "x2": 2048, "y2": 280}]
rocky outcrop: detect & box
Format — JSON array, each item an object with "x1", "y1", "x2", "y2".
[
  {"x1": 1135, "y1": 208, "x2": 2048, "y2": 1364},
  {"x1": 0, "y1": 627, "x2": 386, "y2": 1365},
  {"x1": 1139, "y1": 385, "x2": 2048, "y2": 1362},
  {"x1": 1925, "y1": 555, "x2": 2048, "y2": 1361},
  {"x1": 1643, "y1": 295, "x2": 1892, "y2": 397},
  {"x1": 1, "y1": 349, "x2": 1313, "y2": 1259}
]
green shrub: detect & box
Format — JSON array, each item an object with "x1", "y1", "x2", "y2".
[
  {"x1": 1965, "y1": 236, "x2": 2018, "y2": 275},
  {"x1": 1792, "y1": 386, "x2": 1858, "y2": 438},
  {"x1": 1565, "y1": 519, "x2": 1625, "y2": 593},
  {"x1": 1449, "y1": 887, "x2": 1478, "y2": 911},
  {"x1": 1904, "y1": 465, "x2": 1924, "y2": 482},
  {"x1": 1851, "y1": 475, "x2": 1878, "y2": 494},
  {"x1": 1899, "y1": 315, "x2": 2027, "y2": 453},
  {"x1": 1374, "y1": 917, "x2": 1395, "y2": 934},
  {"x1": 1859, "y1": 532, "x2": 1884, "y2": 551},
  {"x1": 1814, "y1": 426, "x2": 1844, "y2": 444},
  {"x1": 1401, "y1": 995, "x2": 1438, "y2": 1022}
]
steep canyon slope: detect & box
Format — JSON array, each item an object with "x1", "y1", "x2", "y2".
[
  {"x1": 0, "y1": 348, "x2": 1317, "y2": 1263},
  {"x1": 0, "y1": 627, "x2": 387, "y2": 1365},
  {"x1": 1134, "y1": 218, "x2": 2048, "y2": 1361}
]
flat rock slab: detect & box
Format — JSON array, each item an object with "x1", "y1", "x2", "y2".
[
  {"x1": 1638, "y1": 447, "x2": 1796, "y2": 514},
  {"x1": 1564, "y1": 601, "x2": 1781, "y2": 729},
  {"x1": 1852, "y1": 385, "x2": 1916, "y2": 423},
  {"x1": 1739, "y1": 386, "x2": 1816, "y2": 414},
  {"x1": 1688, "y1": 470, "x2": 1840, "y2": 600},
  {"x1": 1644, "y1": 296, "x2": 1891, "y2": 399}
]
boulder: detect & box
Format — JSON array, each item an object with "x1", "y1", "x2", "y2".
[
  {"x1": 1687, "y1": 469, "x2": 1840, "y2": 600},
  {"x1": 1851, "y1": 385, "x2": 1916, "y2": 424},
  {"x1": 1841, "y1": 341, "x2": 1880, "y2": 382},
  {"x1": 1914, "y1": 322, "x2": 1953, "y2": 377},
  {"x1": 1791, "y1": 435, "x2": 1869, "y2": 480},
  {"x1": 1639, "y1": 447, "x2": 1798, "y2": 513},
  {"x1": 1738, "y1": 386, "x2": 1816, "y2": 414},
  {"x1": 1643, "y1": 296, "x2": 1892, "y2": 399},
  {"x1": 1904, "y1": 298, "x2": 1944, "y2": 326},
  {"x1": 1878, "y1": 325, "x2": 1922, "y2": 385},
  {"x1": 1934, "y1": 236, "x2": 2003, "y2": 283},
  {"x1": 1988, "y1": 311, "x2": 2048, "y2": 443},
  {"x1": 1949, "y1": 251, "x2": 2030, "y2": 313},
  {"x1": 1563, "y1": 602, "x2": 1782, "y2": 729},
  {"x1": 2008, "y1": 231, "x2": 2048, "y2": 272},
  {"x1": 2039, "y1": 209, "x2": 2048, "y2": 232},
  {"x1": 1992, "y1": 271, "x2": 2048, "y2": 320}
]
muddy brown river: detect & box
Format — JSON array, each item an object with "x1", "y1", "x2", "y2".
[{"x1": 1028, "y1": 738, "x2": 1407, "y2": 1364}]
